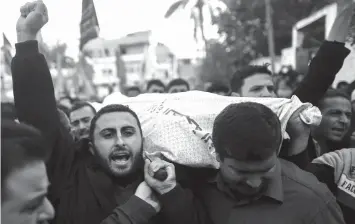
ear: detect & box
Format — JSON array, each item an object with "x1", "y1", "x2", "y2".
[
  {"x1": 215, "y1": 152, "x2": 221, "y2": 163},
  {"x1": 88, "y1": 141, "x2": 95, "y2": 155},
  {"x1": 231, "y1": 92, "x2": 240, "y2": 97}
]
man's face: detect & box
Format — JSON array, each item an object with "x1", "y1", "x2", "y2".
[
  {"x1": 1, "y1": 161, "x2": 54, "y2": 224},
  {"x1": 92, "y1": 112, "x2": 143, "y2": 177},
  {"x1": 219, "y1": 153, "x2": 277, "y2": 196},
  {"x1": 316, "y1": 97, "x2": 352, "y2": 142},
  {"x1": 147, "y1": 84, "x2": 165, "y2": 93},
  {"x1": 70, "y1": 106, "x2": 95, "y2": 140},
  {"x1": 239, "y1": 74, "x2": 276, "y2": 98},
  {"x1": 127, "y1": 90, "x2": 140, "y2": 97},
  {"x1": 168, "y1": 84, "x2": 189, "y2": 93}
]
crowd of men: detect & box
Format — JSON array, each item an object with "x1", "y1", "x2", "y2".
[{"x1": 1, "y1": 0, "x2": 355, "y2": 224}]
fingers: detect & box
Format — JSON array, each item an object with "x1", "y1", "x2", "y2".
[{"x1": 20, "y1": 1, "x2": 48, "y2": 19}]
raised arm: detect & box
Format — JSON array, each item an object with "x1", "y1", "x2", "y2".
[
  {"x1": 12, "y1": 1, "x2": 59, "y2": 150},
  {"x1": 293, "y1": 1, "x2": 354, "y2": 105},
  {"x1": 12, "y1": 1, "x2": 77, "y2": 201}
]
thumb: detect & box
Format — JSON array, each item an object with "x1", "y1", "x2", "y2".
[{"x1": 144, "y1": 159, "x2": 152, "y2": 177}]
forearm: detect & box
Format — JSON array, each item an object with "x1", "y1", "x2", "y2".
[
  {"x1": 293, "y1": 41, "x2": 350, "y2": 105},
  {"x1": 293, "y1": 3, "x2": 353, "y2": 105},
  {"x1": 12, "y1": 40, "x2": 59, "y2": 148}
]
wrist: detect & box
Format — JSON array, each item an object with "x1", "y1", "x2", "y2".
[
  {"x1": 159, "y1": 183, "x2": 177, "y2": 195},
  {"x1": 17, "y1": 31, "x2": 37, "y2": 43}
]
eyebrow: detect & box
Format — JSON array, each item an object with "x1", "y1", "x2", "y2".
[{"x1": 99, "y1": 128, "x2": 116, "y2": 133}]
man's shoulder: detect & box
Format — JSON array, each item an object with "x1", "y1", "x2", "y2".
[{"x1": 280, "y1": 159, "x2": 335, "y2": 204}]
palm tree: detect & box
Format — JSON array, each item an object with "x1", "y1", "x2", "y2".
[{"x1": 164, "y1": 0, "x2": 228, "y2": 49}]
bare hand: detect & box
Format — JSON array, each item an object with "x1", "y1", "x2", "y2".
[
  {"x1": 286, "y1": 108, "x2": 311, "y2": 156},
  {"x1": 16, "y1": 1, "x2": 48, "y2": 41},
  {"x1": 144, "y1": 158, "x2": 177, "y2": 195},
  {"x1": 134, "y1": 181, "x2": 161, "y2": 213}
]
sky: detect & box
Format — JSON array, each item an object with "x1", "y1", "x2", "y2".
[{"x1": 0, "y1": 0, "x2": 201, "y2": 58}]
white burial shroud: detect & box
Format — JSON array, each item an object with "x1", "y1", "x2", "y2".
[{"x1": 104, "y1": 91, "x2": 322, "y2": 169}]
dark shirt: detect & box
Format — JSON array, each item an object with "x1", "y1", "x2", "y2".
[{"x1": 194, "y1": 159, "x2": 345, "y2": 224}]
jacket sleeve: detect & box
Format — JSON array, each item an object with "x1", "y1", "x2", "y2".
[
  {"x1": 12, "y1": 40, "x2": 59, "y2": 151},
  {"x1": 158, "y1": 184, "x2": 212, "y2": 224},
  {"x1": 293, "y1": 41, "x2": 350, "y2": 105},
  {"x1": 11, "y1": 40, "x2": 75, "y2": 198},
  {"x1": 100, "y1": 196, "x2": 156, "y2": 224}
]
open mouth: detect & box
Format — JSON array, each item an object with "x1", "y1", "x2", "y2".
[
  {"x1": 111, "y1": 152, "x2": 131, "y2": 165},
  {"x1": 332, "y1": 128, "x2": 345, "y2": 134}
]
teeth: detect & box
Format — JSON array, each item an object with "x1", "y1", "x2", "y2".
[{"x1": 112, "y1": 155, "x2": 129, "y2": 161}]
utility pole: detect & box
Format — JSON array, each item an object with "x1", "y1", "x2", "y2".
[{"x1": 265, "y1": 0, "x2": 276, "y2": 74}]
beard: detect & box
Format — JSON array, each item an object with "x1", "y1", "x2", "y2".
[{"x1": 93, "y1": 143, "x2": 145, "y2": 182}]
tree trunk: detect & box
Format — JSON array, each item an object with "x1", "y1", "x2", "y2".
[{"x1": 197, "y1": 4, "x2": 208, "y2": 51}]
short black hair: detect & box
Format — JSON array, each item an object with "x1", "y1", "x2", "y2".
[
  {"x1": 1, "y1": 120, "x2": 48, "y2": 200},
  {"x1": 206, "y1": 82, "x2": 230, "y2": 94},
  {"x1": 337, "y1": 81, "x2": 349, "y2": 89},
  {"x1": 230, "y1": 65, "x2": 272, "y2": 93},
  {"x1": 70, "y1": 101, "x2": 97, "y2": 116},
  {"x1": 57, "y1": 104, "x2": 70, "y2": 117},
  {"x1": 212, "y1": 102, "x2": 282, "y2": 161},
  {"x1": 317, "y1": 89, "x2": 351, "y2": 109},
  {"x1": 89, "y1": 104, "x2": 142, "y2": 143},
  {"x1": 167, "y1": 78, "x2": 190, "y2": 91},
  {"x1": 126, "y1": 86, "x2": 141, "y2": 93},
  {"x1": 147, "y1": 79, "x2": 165, "y2": 91}
]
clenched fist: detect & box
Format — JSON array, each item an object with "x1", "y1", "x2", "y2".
[
  {"x1": 16, "y1": 0, "x2": 48, "y2": 42},
  {"x1": 285, "y1": 107, "x2": 311, "y2": 156},
  {"x1": 144, "y1": 158, "x2": 177, "y2": 195}
]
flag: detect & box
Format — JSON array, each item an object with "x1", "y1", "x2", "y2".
[
  {"x1": 79, "y1": 0, "x2": 99, "y2": 51},
  {"x1": 1, "y1": 33, "x2": 12, "y2": 74}
]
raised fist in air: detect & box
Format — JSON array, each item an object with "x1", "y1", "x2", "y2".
[{"x1": 16, "y1": 1, "x2": 48, "y2": 41}]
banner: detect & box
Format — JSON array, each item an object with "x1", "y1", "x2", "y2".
[{"x1": 79, "y1": 0, "x2": 99, "y2": 50}]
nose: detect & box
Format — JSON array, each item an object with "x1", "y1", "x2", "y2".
[
  {"x1": 38, "y1": 198, "x2": 55, "y2": 222},
  {"x1": 79, "y1": 121, "x2": 86, "y2": 130},
  {"x1": 115, "y1": 134, "x2": 125, "y2": 146},
  {"x1": 245, "y1": 177, "x2": 262, "y2": 188},
  {"x1": 339, "y1": 114, "x2": 350, "y2": 124}
]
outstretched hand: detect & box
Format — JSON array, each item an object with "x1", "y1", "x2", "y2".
[{"x1": 16, "y1": 0, "x2": 48, "y2": 42}]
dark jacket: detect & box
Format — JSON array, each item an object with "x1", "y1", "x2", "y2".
[
  {"x1": 11, "y1": 40, "x2": 186, "y2": 224},
  {"x1": 280, "y1": 41, "x2": 351, "y2": 169}
]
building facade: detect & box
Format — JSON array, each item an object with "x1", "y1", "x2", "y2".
[{"x1": 82, "y1": 30, "x2": 180, "y2": 92}]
